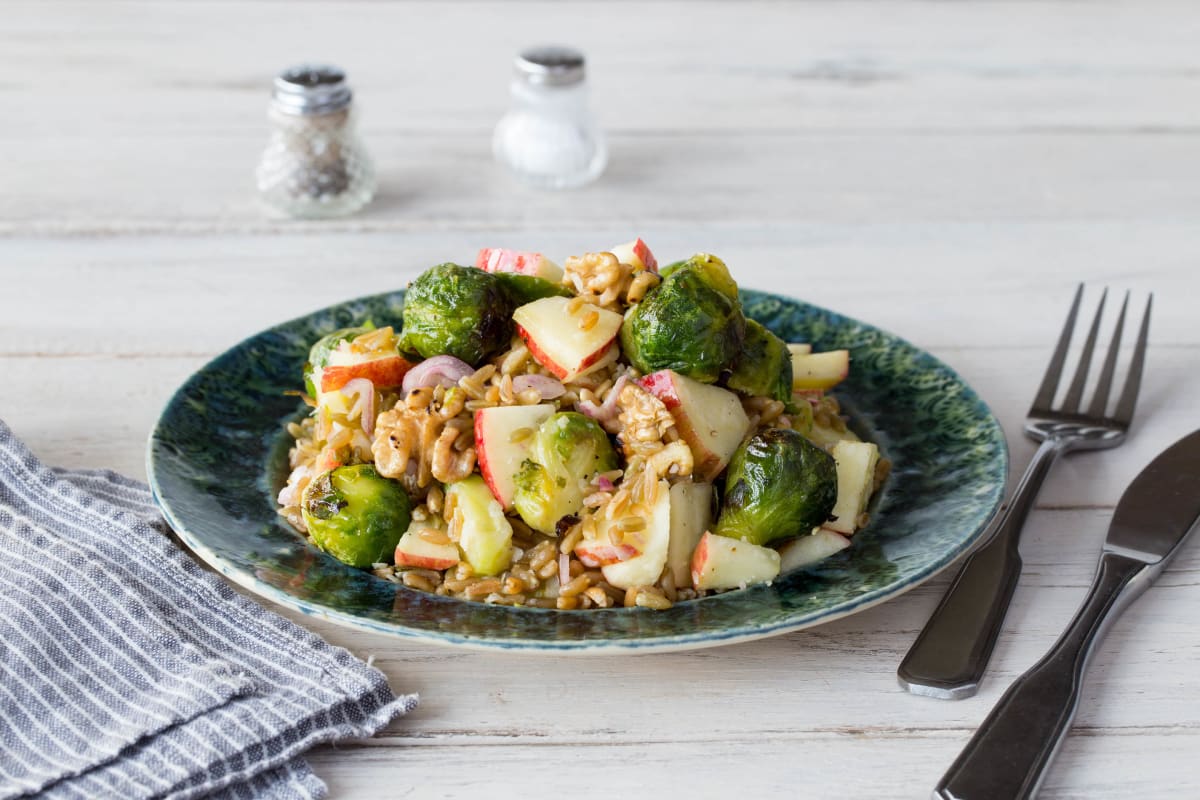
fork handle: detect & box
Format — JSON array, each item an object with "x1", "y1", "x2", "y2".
[
  {"x1": 898, "y1": 438, "x2": 1066, "y2": 699},
  {"x1": 933, "y1": 552, "x2": 1148, "y2": 799}
]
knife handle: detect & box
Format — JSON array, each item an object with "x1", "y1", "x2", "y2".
[
  {"x1": 899, "y1": 438, "x2": 1065, "y2": 699},
  {"x1": 934, "y1": 552, "x2": 1148, "y2": 800}
]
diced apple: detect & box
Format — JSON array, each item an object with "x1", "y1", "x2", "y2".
[
  {"x1": 778, "y1": 530, "x2": 851, "y2": 572},
  {"x1": 601, "y1": 480, "x2": 672, "y2": 590},
  {"x1": 513, "y1": 296, "x2": 623, "y2": 382},
  {"x1": 787, "y1": 343, "x2": 812, "y2": 357},
  {"x1": 476, "y1": 248, "x2": 564, "y2": 283},
  {"x1": 791, "y1": 350, "x2": 850, "y2": 391},
  {"x1": 691, "y1": 532, "x2": 781, "y2": 591},
  {"x1": 636, "y1": 370, "x2": 750, "y2": 481},
  {"x1": 667, "y1": 481, "x2": 712, "y2": 588},
  {"x1": 320, "y1": 355, "x2": 414, "y2": 393},
  {"x1": 575, "y1": 538, "x2": 639, "y2": 567},
  {"x1": 825, "y1": 440, "x2": 880, "y2": 534},
  {"x1": 609, "y1": 238, "x2": 658, "y2": 272},
  {"x1": 446, "y1": 475, "x2": 513, "y2": 576},
  {"x1": 474, "y1": 404, "x2": 556, "y2": 508},
  {"x1": 394, "y1": 524, "x2": 460, "y2": 570}
]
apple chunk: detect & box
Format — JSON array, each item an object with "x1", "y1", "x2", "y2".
[
  {"x1": 609, "y1": 238, "x2": 658, "y2": 272},
  {"x1": 513, "y1": 296, "x2": 623, "y2": 382},
  {"x1": 320, "y1": 355, "x2": 414, "y2": 394},
  {"x1": 791, "y1": 350, "x2": 850, "y2": 391},
  {"x1": 600, "y1": 480, "x2": 672, "y2": 590},
  {"x1": 691, "y1": 532, "x2": 781, "y2": 591},
  {"x1": 777, "y1": 530, "x2": 851, "y2": 572},
  {"x1": 476, "y1": 248, "x2": 564, "y2": 282},
  {"x1": 447, "y1": 475, "x2": 513, "y2": 576},
  {"x1": 636, "y1": 370, "x2": 750, "y2": 481},
  {"x1": 667, "y1": 481, "x2": 712, "y2": 588},
  {"x1": 787, "y1": 343, "x2": 812, "y2": 357},
  {"x1": 575, "y1": 538, "x2": 638, "y2": 568},
  {"x1": 394, "y1": 524, "x2": 460, "y2": 570},
  {"x1": 825, "y1": 440, "x2": 880, "y2": 534},
  {"x1": 474, "y1": 404, "x2": 556, "y2": 508}
]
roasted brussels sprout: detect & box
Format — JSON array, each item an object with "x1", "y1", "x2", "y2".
[
  {"x1": 726, "y1": 319, "x2": 793, "y2": 402},
  {"x1": 399, "y1": 263, "x2": 513, "y2": 365},
  {"x1": 493, "y1": 271, "x2": 572, "y2": 306},
  {"x1": 301, "y1": 464, "x2": 411, "y2": 568},
  {"x1": 303, "y1": 323, "x2": 375, "y2": 397},
  {"x1": 619, "y1": 254, "x2": 746, "y2": 383},
  {"x1": 714, "y1": 428, "x2": 837, "y2": 546},
  {"x1": 660, "y1": 252, "x2": 739, "y2": 301},
  {"x1": 513, "y1": 412, "x2": 618, "y2": 534}
]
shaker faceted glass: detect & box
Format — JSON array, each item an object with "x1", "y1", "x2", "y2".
[
  {"x1": 493, "y1": 46, "x2": 607, "y2": 189},
  {"x1": 256, "y1": 65, "x2": 376, "y2": 219}
]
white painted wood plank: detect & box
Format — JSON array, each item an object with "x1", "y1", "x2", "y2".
[
  {"x1": 6, "y1": 1, "x2": 1200, "y2": 137},
  {"x1": 302, "y1": 731, "x2": 1200, "y2": 800},
  {"x1": 5, "y1": 131, "x2": 1200, "y2": 230}
]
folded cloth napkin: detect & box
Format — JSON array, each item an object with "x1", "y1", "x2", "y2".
[{"x1": 0, "y1": 421, "x2": 417, "y2": 799}]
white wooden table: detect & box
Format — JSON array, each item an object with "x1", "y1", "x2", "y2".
[{"x1": 5, "y1": 2, "x2": 1199, "y2": 797}]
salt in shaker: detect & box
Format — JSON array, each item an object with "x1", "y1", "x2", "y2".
[
  {"x1": 493, "y1": 46, "x2": 607, "y2": 189},
  {"x1": 256, "y1": 64, "x2": 376, "y2": 218}
]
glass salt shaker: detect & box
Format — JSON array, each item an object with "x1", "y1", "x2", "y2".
[
  {"x1": 256, "y1": 64, "x2": 376, "y2": 218},
  {"x1": 493, "y1": 46, "x2": 607, "y2": 189}
]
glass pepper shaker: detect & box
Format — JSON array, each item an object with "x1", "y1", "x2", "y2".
[
  {"x1": 256, "y1": 64, "x2": 376, "y2": 218},
  {"x1": 493, "y1": 46, "x2": 607, "y2": 189}
]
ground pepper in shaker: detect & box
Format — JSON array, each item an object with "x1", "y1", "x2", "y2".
[
  {"x1": 256, "y1": 64, "x2": 375, "y2": 218},
  {"x1": 493, "y1": 46, "x2": 607, "y2": 189}
]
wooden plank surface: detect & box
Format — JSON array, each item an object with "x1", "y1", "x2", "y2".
[{"x1": 4, "y1": 1, "x2": 1199, "y2": 797}]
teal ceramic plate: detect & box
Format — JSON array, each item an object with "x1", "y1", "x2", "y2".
[{"x1": 148, "y1": 289, "x2": 1007, "y2": 653}]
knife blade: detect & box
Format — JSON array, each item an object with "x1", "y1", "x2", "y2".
[
  {"x1": 1104, "y1": 427, "x2": 1200, "y2": 565},
  {"x1": 934, "y1": 428, "x2": 1200, "y2": 800}
]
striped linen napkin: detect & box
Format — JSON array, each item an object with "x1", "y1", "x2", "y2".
[{"x1": 0, "y1": 421, "x2": 417, "y2": 799}]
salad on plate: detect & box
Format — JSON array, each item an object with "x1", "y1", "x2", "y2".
[{"x1": 276, "y1": 241, "x2": 889, "y2": 611}]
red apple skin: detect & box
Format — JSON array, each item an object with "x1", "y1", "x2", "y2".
[
  {"x1": 515, "y1": 322, "x2": 616, "y2": 381},
  {"x1": 476, "y1": 248, "x2": 544, "y2": 276},
  {"x1": 474, "y1": 411, "x2": 504, "y2": 505},
  {"x1": 575, "y1": 540, "x2": 638, "y2": 567},
  {"x1": 635, "y1": 372, "x2": 725, "y2": 480},
  {"x1": 394, "y1": 550, "x2": 459, "y2": 570},
  {"x1": 689, "y1": 532, "x2": 712, "y2": 588},
  {"x1": 630, "y1": 238, "x2": 658, "y2": 271},
  {"x1": 320, "y1": 356, "x2": 414, "y2": 393}
]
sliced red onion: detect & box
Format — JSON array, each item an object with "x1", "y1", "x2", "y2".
[
  {"x1": 341, "y1": 377, "x2": 376, "y2": 437},
  {"x1": 576, "y1": 375, "x2": 628, "y2": 434},
  {"x1": 595, "y1": 475, "x2": 615, "y2": 492},
  {"x1": 401, "y1": 355, "x2": 475, "y2": 393},
  {"x1": 512, "y1": 373, "x2": 565, "y2": 400}
]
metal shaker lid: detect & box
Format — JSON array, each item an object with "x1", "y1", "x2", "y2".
[
  {"x1": 271, "y1": 64, "x2": 353, "y2": 115},
  {"x1": 514, "y1": 46, "x2": 586, "y2": 87}
]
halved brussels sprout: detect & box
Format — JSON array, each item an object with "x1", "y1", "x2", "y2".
[
  {"x1": 660, "y1": 252, "x2": 739, "y2": 301},
  {"x1": 714, "y1": 428, "x2": 837, "y2": 546},
  {"x1": 619, "y1": 254, "x2": 746, "y2": 384},
  {"x1": 399, "y1": 263, "x2": 513, "y2": 366},
  {"x1": 301, "y1": 464, "x2": 411, "y2": 567},
  {"x1": 513, "y1": 412, "x2": 618, "y2": 534},
  {"x1": 726, "y1": 319, "x2": 793, "y2": 402}
]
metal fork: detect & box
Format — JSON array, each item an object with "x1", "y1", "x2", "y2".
[{"x1": 897, "y1": 284, "x2": 1152, "y2": 699}]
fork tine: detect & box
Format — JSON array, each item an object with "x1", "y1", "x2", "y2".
[
  {"x1": 1113, "y1": 293, "x2": 1152, "y2": 425},
  {"x1": 1086, "y1": 291, "x2": 1129, "y2": 418},
  {"x1": 1029, "y1": 284, "x2": 1084, "y2": 415},
  {"x1": 1060, "y1": 288, "x2": 1107, "y2": 413}
]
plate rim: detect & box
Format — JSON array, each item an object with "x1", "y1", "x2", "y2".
[{"x1": 147, "y1": 289, "x2": 1009, "y2": 654}]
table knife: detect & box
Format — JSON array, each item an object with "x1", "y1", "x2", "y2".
[{"x1": 934, "y1": 428, "x2": 1200, "y2": 800}]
